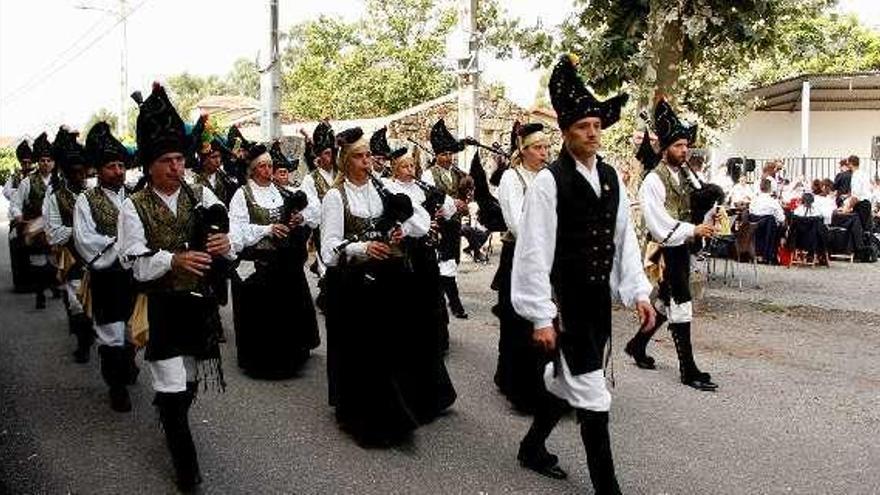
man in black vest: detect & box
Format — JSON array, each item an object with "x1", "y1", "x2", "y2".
[{"x1": 511, "y1": 54, "x2": 655, "y2": 495}]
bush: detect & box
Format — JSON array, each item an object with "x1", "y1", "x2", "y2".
[{"x1": 0, "y1": 147, "x2": 19, "y2": 185}]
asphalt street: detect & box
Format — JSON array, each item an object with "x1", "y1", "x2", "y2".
[{"x1": 1, "y1": 217, "x2": 879, "y2": 494}]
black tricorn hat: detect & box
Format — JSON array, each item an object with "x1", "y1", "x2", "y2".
[
  {"x1": 227, "y1": 124, "x2": 250, "y2": 151},
  {"x1": 370, "y1": 127, "x2": 407, "y2": 160},
  {"x1": 636, "y1": 128, "x2": 661, "y2": 173},
  {"x1": 549, "y1": 54, "x2": 628, "y2": 130},
  {"x1": 430, "y1": 119, "x2": 464, "y2": 154},
  {"x1": 246, "y1": 142, "x2": 269, "y2": 163},
  {"x1": 336, "y1": 127, "x2": 364, "y2": 147},
  {"x1": 52, "y1": 127, "x2": 86, "y2": 172},
  {"x1": 270, "y1": 141, "x2": 298, "y2": 170},
  {"x1": 135, "y1": 82, "x2": 189, "y2": 167},
  {"x1": 85, "y1": 121, "x2": 129, "y2": 168},
  {"x1": 653, "y1": 98, "x2": 698, "y2": 151},
  {"x1": 313, "y1": 121, "x2": 336, "y2": 154},
  {"x1": 15, "y1": 140, "x2": 32, "y2": 162},
  {"x1": 32, "y1": 132, "x2": 53, "y2": 159}
]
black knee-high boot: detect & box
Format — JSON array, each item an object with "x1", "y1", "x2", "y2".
[
  {"x1": 155, "y1": 390, "x2": 202, "y2": 492},
  {"x1": 440, "y1": 276, "x2": 467, "y2": 319},
  {"x1": 123, "y1": 342, "x2": 140, "y2": 385},
  {"x1": 669, "y1": 323, "x2": 717, "y2": 391},
  {"x1": 577, "y1": 409, "x2": 622, "y2": 495},
  {"x1": 518, "y1": 394, "x2": 570, "y2": 479},
  {"x1": 98, "y1": 345, "x2": 131, "y2": 412},
  {"x1": 624, "y1": 310, "x2": 667, "y2": 369},
  {"x1": 71, "y1": 313, "x2": 94, "y2": 364}
]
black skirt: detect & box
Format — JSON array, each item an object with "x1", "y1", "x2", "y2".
[
  {"x1": 89, "y1": 264, "x2": 136, "y2": 325},
  {"x1": 144, "y1": 290, "x2": 222, "y2": 362},
  {"x1": 231, "y1": 252, "x2": 319, "y2": 380},
  {"x1": 324, "y1": 259, "x2": 419, "y2": 446},
  {"x1": 397, "y1": 240, "x2": 457, "y2": 424},
  {"x1": 492, "y1": 240, "x2": 546, "y2": 414}
]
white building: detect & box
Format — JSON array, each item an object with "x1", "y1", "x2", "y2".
[{"x1": 711, "y1": 72, "x2": 880, "y2": 181}]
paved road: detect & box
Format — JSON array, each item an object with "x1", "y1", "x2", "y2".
[{"x1": 2, "y1": 218, "x2": 879, "y2": 494}]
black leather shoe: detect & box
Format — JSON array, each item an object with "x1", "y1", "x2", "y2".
[
  {"x1": 682, "y1": 376, "x2": 718, "y2": 391},
  {"x1": 624, "y1": 340, "x2": 656, "y2": 370},
  {"x1": 35, "y1": 292, "x2": 46, "y2": 310},
  {"x1": 518, "y1": 452, "x2": 568, "y2": 480},
  {"x1": 110, "y1": 386, "x2": 132, "y2": 412},
  {"x1": 72, "y1": 348, "x2": 90, "y2": 364}
]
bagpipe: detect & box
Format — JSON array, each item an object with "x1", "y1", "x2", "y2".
[
  {"x1": 275, "y1": 187, "x2": 310, "y2": 252},
  {"x1": 463, "y1": 137, "x2": 509, "y2": 232},
  {"x1": 333, "y1": 173, "x2": 414, "y2": 255},
  {"x1": 178, "y1": 177, "x2": 230, "y2": 297}
]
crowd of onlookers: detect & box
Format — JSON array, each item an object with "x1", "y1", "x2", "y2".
[{"x1": 706, "y1": 155, "x2": 879, "y2": 265}]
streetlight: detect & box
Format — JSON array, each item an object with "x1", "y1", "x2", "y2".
[{"x1": 76, "y1": 0, "x2": 129, "y2": 137}]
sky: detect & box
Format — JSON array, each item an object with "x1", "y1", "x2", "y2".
[{"x1": 1, "y1": 0, "x2": 878, "y2": 138}]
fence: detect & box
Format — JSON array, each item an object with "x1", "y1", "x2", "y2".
[{"x1": 746, "y1": 157, "x2": 880, "y2": 183}]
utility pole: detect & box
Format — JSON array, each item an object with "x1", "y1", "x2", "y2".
[
  {"x1": 456, "y1": 0, "x2": 480, "y2": 167},
  {"x1": 75, "y1": 0, "x2": 130, "y2": 137},
  {"x1": 258, "y1": 0, "x2": 281, "y2": 141},
  {"x1": 119, "y1": 0, "x2": 129, "y2": 137}
]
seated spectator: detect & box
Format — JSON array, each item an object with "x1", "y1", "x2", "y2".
[
  {"x1": 810, "y1": 179, "x2": 836, "y2": 225},
  {"x1": 789, "y1": 194, "x2": 829, "y2": 264},
  {"x1": 833, "y1": 158, "x2": 852, "y2": 206},
  {"x1": 781, "y1": 177, "x2": 806, "y2": 204},
  {"x1": 729, "y1": 174, "x2": 753, "y2": 207},
  {"x1": 750, "y1": 178, "x2": 786, "y2": 224},
  {"x1": 793, "y1": 192, "x2": 822, "y2": 218}
]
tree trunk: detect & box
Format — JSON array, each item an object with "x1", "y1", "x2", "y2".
[{"x1": 649, "y1": 0, "x2": 685, "y2": 105}]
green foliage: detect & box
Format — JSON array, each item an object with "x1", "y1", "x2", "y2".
[
  {"x1": 751, "y1": 12, "x2": 880, "y2": 84},
  {"x1": 502, "y1": 0, "x2": 841, "y2": 152},
  {"x1": 82, "y1": 108, "x2": 118, "y2": 136},
  {"x1": 280, "y1": 0, "x2": 457, "y2": 120},
  {"x1": 164, "y1": 57, "x2": 260, "y2": 119},
  {"x1": 0, "y1": 147, "x2": 18, "y2": 185}
]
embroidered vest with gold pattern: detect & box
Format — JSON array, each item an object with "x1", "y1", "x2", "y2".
[
  {"x1": 130, "y1": 185, "x2": 203, "y2": 291},
  {"x1": 243, "y1": 184, "x2": 282, "y2": 251},
  {"x1": 23, "y1": 172, "x2": 49, "y2": 220},
  {"x1": 85, "y1": 187, "x2": 120, "y2": 237},
  {"x1": 654, "y1": 162, "x2": 692, "y2": 222},
  {"x1": 312, "y1": 169, "x2": 332, "y2": 201}
]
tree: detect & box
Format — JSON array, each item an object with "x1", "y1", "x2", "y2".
[
  {"x1": 280, "y1": 0, "x2": 457, "y2": 120},
  {"x1": 165, "y1": 73, "x2": 231, "y2": 119},
  {"x1": 503, "y1": 0, "x2": 836, "y2": 157},
  {"x1": 83, "y1": 108, "x2": 118, "y2": 136},
  {"x1": 226, "y1": 57, "x2": 260, "y2": 99},
  {"x1": 0, "y1": 147, "x2": 17, "y2": 184},
  {"x1": 751, "y1": 12, "x2": 880, "y2": 85}
]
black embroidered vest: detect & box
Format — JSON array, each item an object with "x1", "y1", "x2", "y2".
[{"x1": 548, "y1": 151, "x2": 620, "y2": 375}]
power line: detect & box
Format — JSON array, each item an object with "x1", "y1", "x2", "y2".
[
  {"x1": 1, "y1": 15, "x2": 111, "y2": 101},
  {"x1": 0, "y1": 0, "x2": 149, "y2": 107}
]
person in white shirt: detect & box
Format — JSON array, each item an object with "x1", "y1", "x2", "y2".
[
  {"x1": 117, "y1": 84, "x2": 234, "y2": 491},
  {"x1": 421, "y1": 119, "x2": 471, "y2": 319},
  {"x1": 299, "y1": 122, "x2": 336, "y2": 310},
  {"x1": 11, "y1": 131, "x2": 57, "y2": 309},
  {"x1": 381, "y1": 143, "x2": 458, "y2": 423},
  {"x1": 75, "y1": 121, "x2": 139, "y2": 411},
  {"x1": 511, "y1": 55, "x2": 654, "y2": 493},
  {"x1": 749, "y1": 178, "x2": 786, "y2": 224},
  {"x1": 728, "y1": 174, "x2": 753, "y2": 207},
  {"x1": 227, "y1": 143, "x2": 319, "y2": 380},
  {"x1": 320, "y1": 127, "x2": 431, "y2": 447},
  {"x1": 629, "y1": 98, "x2": 719, "y2": 394},
  {"x1": 5, "y1": 140, "x2": 35, "y2": 292},
  {"x1": 847, "y1": 155, "x2": 873, "y2": 233},
  {"x1": 492, "y1": 122, "x2": 550, "y2": 414},
  {"x1": 43, "y1": 127, "x2": 94, "y2": 367}
]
